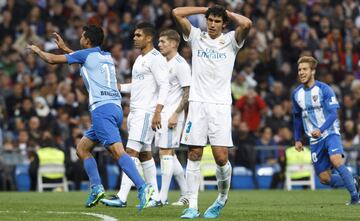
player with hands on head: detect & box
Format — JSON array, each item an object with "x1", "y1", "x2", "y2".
[{"x1": 173, "y1": 4, "x2": 252, "y2": 219}]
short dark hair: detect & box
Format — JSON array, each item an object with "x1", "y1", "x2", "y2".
[
  {"x1": 205, "y1": 5, "x2": 229, "y2": 24},
  {"x1": 135, "y1": 22, "x2": 156, "y2": 39},
  {"x1": 83, "y1": 25, "x2": 104, "y2": 47},
  {"x1": 159, "y1": 29, "x2": 181, "y2": 47}
]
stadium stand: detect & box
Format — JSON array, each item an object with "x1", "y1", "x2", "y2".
[{"x1": 0, "y1": 0, "x2": 359, "y2": 191}]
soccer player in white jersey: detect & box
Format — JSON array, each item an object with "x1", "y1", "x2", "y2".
[
  {"x1": 27, "y1": 25, "x2": 153, "y2": 210},
  {"x1": 292, "y1": 56, "x2": 360, "y2": 205},
  {"x1": 173, "y1": 5, "x2": 252, "y2": 219},
  {"x1": 100, "y1": 22, "x2": 169, "y2": 208},
  {"x1": 157, "y1": 29, "x2": 191, "y2": 206}
]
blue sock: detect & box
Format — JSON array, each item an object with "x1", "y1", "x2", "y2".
[
  {"x1": 118, "y1": 154, "x2": 145, "y2": 189},
  {"x1": 83, "y1": 157, "x2": 101, "y2": 188},
  {"x1": 329, "y1": 174, "x2": 344, "y2": 188},
  {"x1": 336, "y1": 165, "x2": 358, "y2": 200}
]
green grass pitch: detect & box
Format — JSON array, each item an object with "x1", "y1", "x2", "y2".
[{"x1": 0, "y1": 190, "x2": 359, "y2": 221}]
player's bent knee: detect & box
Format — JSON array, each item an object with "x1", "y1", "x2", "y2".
[
  {"x1": 214, "y1": 157, "x2": 228, "y2": 166},
  {"x1": 76, "y1": 147, "x2": 90, "y2": 160},
  {"x1": 139, "y1": 151, "x2": 152, "y2": 162},
  {"x1": 188, "y1": 151, "x2": 202, "y2": 161},
  {"x1": 108, "y1": 142, "x2": 126, "y2": 159},
  {"x1": 319, "y1": 173, "x2": 331, "y2": 184},
  {"x1": 159, "y1": 148, "x2": 174, "y2": 156},
  {"x1": 126, "y1": 148, "x2": 139, "y2": 158}
]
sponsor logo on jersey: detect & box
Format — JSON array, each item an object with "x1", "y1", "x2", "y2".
[
  {"x1": 100, "y1": 91, "x2": 120, "y2": 96},
  {"x1": 197, "y1": 48, "x2": 226, "y2": 59}
]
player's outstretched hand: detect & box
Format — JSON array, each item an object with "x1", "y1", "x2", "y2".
[
  {"x1": 53, "y1": 32, "x2": 66, "y2": 49},
  {"x1": 311, "y1": 129, "x2": 321, "y2": 138},
  {"x1": 53, "y1": 32, "x2": 72, "y2": 53},
  {"x1": 295, "y1": 141, "x2": 303, "y2": 152},
  {"x1": 26, "y1": 44, "x2": 41, "y2": 54},
  {"x1": 168, "y1": 113, "x2": 178, "y2": 129},
  {"x1": 151, "y1": 112, "x2": 162, "y2": 131}
]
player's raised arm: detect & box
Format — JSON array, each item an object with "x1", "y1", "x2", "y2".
[
  {"x1": 27, "y1": 44, "x2": 67, "y2": 64},
  {"x1": 226, "y1": 10, "x2": 252, "y2": 45},
  {"x1": 172, "y1": 7, "x2": 207, "y2": 38}
]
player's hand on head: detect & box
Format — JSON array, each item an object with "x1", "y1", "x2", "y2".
[{"x1": 225, "y1": 10, "x2": 232, "y2": 17}]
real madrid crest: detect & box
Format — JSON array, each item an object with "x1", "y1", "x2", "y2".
[{"x1": 200, "y1": 32, "x2": 207, "y2": 40}]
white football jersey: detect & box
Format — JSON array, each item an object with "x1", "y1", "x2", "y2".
[
  {"x1": 129, "y1": 48, "x2": 169, "y2": 112},
  {"x1": 184, "y1": 26, "x2": 244, "y2": 104},
  {"x1": 162, "y1": 53, "x2": 191, "y2": 121}
]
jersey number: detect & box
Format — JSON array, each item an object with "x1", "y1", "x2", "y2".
[
  {"x1": 101, "y1": 64, "x2": 116, "y2": 87},
  {"x1": 311, "y1": 153, "x2": 318, "y2": 163}
]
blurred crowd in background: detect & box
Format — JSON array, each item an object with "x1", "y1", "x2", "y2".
[{"x1": 0, "y1": 0, "x2": 360, "y2": 191}]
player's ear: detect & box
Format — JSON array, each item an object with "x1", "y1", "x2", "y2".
[
  {"x1": 146, "y1": 35, "x2": 153, "y2": 43},
  {"x1": 84, "y1": 37, "x2": 91, "y2": 47}
]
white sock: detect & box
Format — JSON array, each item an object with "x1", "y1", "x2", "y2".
[
  {"x1": 186, "y1": 159, "x2": 201, "y2": 209},
  {"x1": 117, "y1": 157, "x2": 142, "y2": 202},
  {"x1": 159, "y1": 155, "x2": 174, "y2": 203},
  {"x1": 173, "y1": 155, "x2": 187, "y2": 197},
  {"x1": 141, "y1": 158, "x2": 160, "y2": 201},
  {"x1": 216, "y1": 161, "x2": 232, "y2": 205}
]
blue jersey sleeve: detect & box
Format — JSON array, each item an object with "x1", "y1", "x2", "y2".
[
  {"x1": 291, "y1": 90, "x2": 301, "y2": 114},
  {"x1": 65, "y1": 49, "x2": 91, "y2": 65},
  {"x1": 291, "y1": 90, "x2": 303, "y2": 141},
  {"x1": 322, "y1": 84, "x2": 340, "y2": 111},
  {"x1": 319, "y1": 108, "x2": 337, "y2": 133}
]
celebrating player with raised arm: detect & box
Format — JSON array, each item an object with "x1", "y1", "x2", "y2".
[
  {"x1": 292, "y1": 56, "x2": 360, "y2": 205},
  {"x1": 100, "y1": 22, "x2": 169, "y2": 208},
  {"x1": 172, "y1": 5, "x2": 252, "y2": 219},
  {"x1": 27, "y1": 25, "x2": 153, "y2": 210}
]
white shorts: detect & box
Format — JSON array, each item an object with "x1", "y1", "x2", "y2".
[
  {"x1": 181, "y1": 101, "x2": 233, "y2": 147},
  {"x1": 127, "y1": 139, "x2": 152, "y2": 152},
  {"x1": 127, "y1": 110, "x2": 155, "y2": 146},
  {"x1": 155, "y1": 120, "x2": 184, "y2": 148}
]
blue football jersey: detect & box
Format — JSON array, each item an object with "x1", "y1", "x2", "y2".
[
  {"x1": 292, "y1": 80, "x2": 340, "y2": 144},
  {"x1": 65, "y1": 47, "x2": 121, "y2": 110}
]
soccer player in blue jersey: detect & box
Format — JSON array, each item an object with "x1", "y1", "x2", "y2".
[
  {"x1": 292, "y1": 55, "x2": 360, "y2": 205},
  {"x1": 27, "y1": 25, "x2": 153, "y2": 210}
]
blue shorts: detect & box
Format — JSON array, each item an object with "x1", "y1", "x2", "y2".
[
  {"x1": 85, "y1": 103, "x2": 123, "y2": 148},
  {"x1": 310, "y1": 134, "x2": 344, "y2": 175}
]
